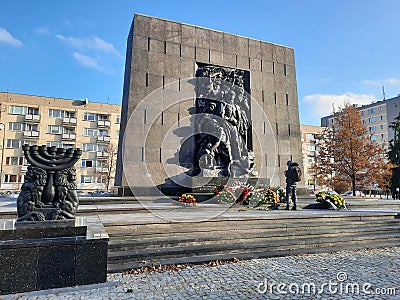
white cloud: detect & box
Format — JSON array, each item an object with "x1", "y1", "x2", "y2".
[
  {"x1": 56, "y1": 34, "x2": 121, "y2": 57},
  {"x1": 0, "y1": 27, "x2": 22, "y2": 47},
  {"x1": 362, "y1": 78, "x2": 400, "y2": 87},
  {"x1": 302, "y1": 92, "x2": 377, "y2": 116},
  {"x1": 73, "y1": 52, "x2": 104, "y2": 71}
]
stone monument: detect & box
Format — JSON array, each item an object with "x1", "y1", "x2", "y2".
[{"x1": 116, "y1": 14, "x2": 304, "y2": 197}]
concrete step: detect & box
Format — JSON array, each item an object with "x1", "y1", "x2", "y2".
[
  {"x1": 106, "y1": 218, "x2": 400, "y2": 239},
  {"x1": 107, "y1": 224, "x2": 400, "y2": 252},
  {"x1": 107, "y1": 230, "x2": 400, "y2": 261},
  {"x1": 107, "y1": 235, "x2": 400, "y2": 273}
]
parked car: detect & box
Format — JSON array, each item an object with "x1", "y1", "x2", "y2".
[{"x1": 342, "y1": 190, "x2": 365, "y2": 197}]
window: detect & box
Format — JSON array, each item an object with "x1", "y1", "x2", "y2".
[
  {"x1": 97, "y1": 160, "x2": 107, "y2": 167},
  {"x1": 63, "y1": 144, "x2": 75, "y2": 149},
  {"x1": 25, "y1": 124, "x2": 38, "y2": 131},
  {"x1": 84, "y1": 113, "x2": 98, "y2": 121},
  {"x1": 83, "y1": 128, "x2": 98, "y2": 136},
  {"x1": 82, "y1": 144, "x2": 97, "y2": 152},
  {"x1": 48, "y1": 109, "x2": 64, "y2": 118},
  {"x1": 379, "y1": 106, "x2": 383, "y2": 112},
  {"x1": 381, "y1": 134, "x2": 384, "y2": 140},
  {"x1": 64, "y1": 111, "x2": 75, "y2": 118},
  {"x1": 48, "y1": 125, "x2": 62, "y2": 134},
  {"x1": 98, "y1": 115, "x2": 109, "y2": 121},
  {"x1": 46, "y1": 142, "x2": 63, "y2": 148},
  {"x1": 9, "y1": 122, "x2": 25, "y2": 131},
  {"x1": 81, "y1": 160, "x2": 96, "y2": 168},
  {"x1": 368, "y1": 117, "x2": 376, "y2": 123},
  {"x1": 63, "y1": 127, "x2": 75, "y2": 134},
  {"x1": 99, "y1": 129, "x2": 108, "y2": 136},
  {"x1": 5, "y1": 157, "x2": 25, "y2": 165},
  {"x1": 98, "y1": 145, "x2": 108, "y2": 152},
  {"x1": 362, "y1": 120, "x2": 365, "y2": 125},
  {"x1": 115, "y1": 130, "x2": 120, "y2": 138},
  {"x1": 380, "y1": 115, "x2": 383, "y2": 121},
  {"x1": 369, "y1": 126, "x2": 376, "y2": 132},
  {"x1": 381, "y1": 125, "x2": 384, "y2": 130},
  {"x1": 371, "y1": 135, "x2": 377, "y2": 141},
  {"x1": 6, "y1": 139, "x2": 23, "y2": 148},
  {"x1": 285, "y1": 94, "x2": 289, "y2": 105},
  {"x1": 9, "y1": 105, "x2": 27, "y2": 115},
  {"x1": 368, "y1": 108, "x2": 375, "y2": 114},
  {"x1": 306, "y1": 145, "x2": 315, "y2": 151},
  {"x1": 4, "y1": 174, "x2": 21, "y2": 183},
  {"x1": 28, "y1": 107, "x2": 39, "y2": 115},
  {"x1": 81, "y1": 176, "x2": 94, "y2": 184},
  {"x1": 116, "y1": 116, "x2": 121, "y2": 124},
  {"x1": 306, "y1": 133, "x2": 315, "y2": 140}
]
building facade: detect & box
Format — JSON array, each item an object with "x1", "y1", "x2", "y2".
[
  {"x1": 116, "y1": 14, "x2": 303, "y2": 195},
  {"x1": 0, "y1": 92, "x2": 121, "y2": 192},
  {"x1": 321, "y1": 95, "x2": 400, "y2": 148},
  {"x1": 300, "y1": 124, "x2": 325, "y2": 192}
]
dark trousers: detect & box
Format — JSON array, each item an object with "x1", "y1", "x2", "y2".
[{"x1": 286, "y1": 183, "x2": 297, "y2": 207}]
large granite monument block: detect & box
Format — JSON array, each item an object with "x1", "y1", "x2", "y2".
[{"x1": 116, "y1": 14, "x2": 304, "y2": 197}]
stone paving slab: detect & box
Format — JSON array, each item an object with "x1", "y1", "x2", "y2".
[{"x1": 3, "y1": 247, "x2": 398, "y2": 299}]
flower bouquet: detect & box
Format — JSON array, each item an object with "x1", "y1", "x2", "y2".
[
  {"x1": 316, "y1": 191, "x2": 346, "y2": 210},
  {"x1": 178, "y1": 194, "x2": 197, "y2": 206}
]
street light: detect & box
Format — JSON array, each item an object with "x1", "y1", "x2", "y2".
[{"x1": 0, "y1": 122, "x2": 5, "y2": 190}]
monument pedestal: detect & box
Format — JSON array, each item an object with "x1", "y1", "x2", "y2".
[
  {"x1": 157, "y1": 177, "x2": 270, "y2": 202},
  {"x1": 0, "y1": 217, "x2": 108, "y2": 295}
]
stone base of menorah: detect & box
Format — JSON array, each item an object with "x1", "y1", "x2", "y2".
[
  {"x1": 16, "y1": 206, "x2": 76, "y2": 222},
  {"x1": 0, "y1": 217, "x2": 109, "y2": 295}
]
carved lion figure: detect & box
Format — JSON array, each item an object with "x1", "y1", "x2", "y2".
[
  {"x1": 53, "y1": 167, "x2": 79, "y2": 219},
  {"x1": 17, "y1": 166, "x2": 47, "y2": 220}
]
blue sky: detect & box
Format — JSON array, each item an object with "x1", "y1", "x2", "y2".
[{"x1": 1, "y1": 0, "x2": 399, "y2": 125}]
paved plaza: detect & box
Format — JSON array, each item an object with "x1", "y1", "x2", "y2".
[{"x1": 3, "y1": 247, "x2": 398, "y2": 300}]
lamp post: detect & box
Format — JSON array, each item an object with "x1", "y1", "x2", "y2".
[{"x1": 0, "y1": 122, "x2": 5, "y2": 190}]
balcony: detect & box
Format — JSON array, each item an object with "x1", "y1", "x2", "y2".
[
  {"x1": 96, "y1": 167, "x2": 109, "y2": 173},
  {"x1": 63, "y1": 117, "x2": 77, "y2": 125},
  {"x1": 97, "y1": 151, "x2": 110, "y2": 158},
  {"x1": 62, "y1": 133, "x2": 76, "y2": 141},
  {"x1": 98, "y1": 120, "x2": 111, "y2": 128},
  {"x1": 23, "y1": 131, "x2": 40, "y2": 138},
  {"x1": 25, "y1": 114, "x2": 40, "y2": 123},
  {"x1": 97, "y1": 136, "x2": 110, "y2": 143}
]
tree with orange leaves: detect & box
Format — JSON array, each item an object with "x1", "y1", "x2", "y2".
[{"x1": 313, "y1": 104, "x2": 385, "y2": 196}]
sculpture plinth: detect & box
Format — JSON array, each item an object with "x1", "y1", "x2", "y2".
[
  {"x1": 17, "y1": 145, "x2": 82, "y2": 222},
  {"x1": 2, "y1": 145, "x2": 108, "y2": 295}
]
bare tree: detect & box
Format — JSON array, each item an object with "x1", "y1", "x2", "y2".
[{"x1": 96, "y1": 144, "x2": 118, "y2": 192}]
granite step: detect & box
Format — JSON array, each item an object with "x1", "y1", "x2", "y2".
[
  {"x1": 107, "y1": 230, "x2": 400, "y2": 261},
  {"x1": 106, "y1": 218, "x2": 400, "y2": 239},
  {"x1": 107, "y1": 235, "x2": 400, "y2": 273},
  {"x1": 105, "y1": 211, "x2": 400, "y2": 272},
  {"x1": 107, "y1": 224, "x2": 400, "y2": 252}
]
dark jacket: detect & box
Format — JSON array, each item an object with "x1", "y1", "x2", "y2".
[{"x1": 285, "y1": 162, "x2": 299, "y2": 185}]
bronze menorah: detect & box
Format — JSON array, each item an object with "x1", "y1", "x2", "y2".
[{"x1": 22, "y1": 145, "x2": 82, "y2": 204}]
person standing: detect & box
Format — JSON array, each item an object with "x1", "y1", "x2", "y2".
[{"x1": 285, "y1": 160, "x2": 301, "y2": 210}]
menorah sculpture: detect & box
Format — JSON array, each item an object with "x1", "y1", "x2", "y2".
[{"x1": 17, "y1": 145, "x2": 82, "y2": 221}]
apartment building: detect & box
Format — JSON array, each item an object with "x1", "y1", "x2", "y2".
[
  {"x1": 0, "y1": 92, "x2": 121, "y2": 191},
  {"x1": 321, "y1": 95, "x2": 400, "y2": 148},
  {"x1": 300, "y1": 124, "x2": 325, "y2": 192}
]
